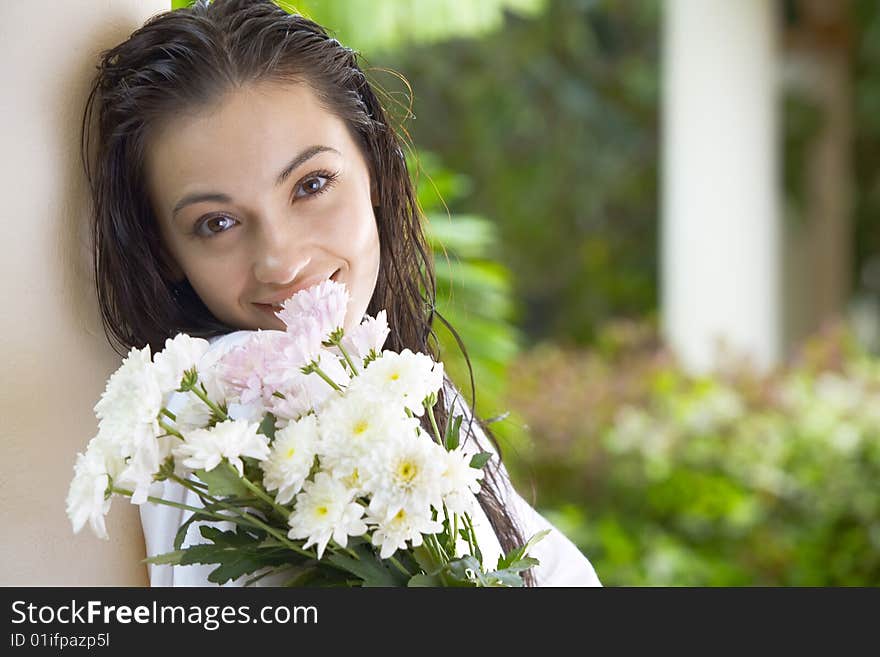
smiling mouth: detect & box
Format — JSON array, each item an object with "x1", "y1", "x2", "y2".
[{"x1": 253, "y1": 269, "x2": 342, "y2": 316}]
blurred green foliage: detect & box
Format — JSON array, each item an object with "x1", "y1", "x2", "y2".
[
  {"x1": 409, "y1": 152, "x2": 529, "y2": 453},
  {"x1": 504, "y1": 322, "x2": 880, "y2": 585},
  {"x1": 291, "y1": 0, "x2": 546, "y2": 54},
  {"x1": 853, "y1": 0, "x2": 880, "y2": 294},
  {"x1": 173, "y1": 0, "x2": 547, "y2": 54},
  {"x1": 382, "y1": 0, "x2": 660, "y2": 344}
]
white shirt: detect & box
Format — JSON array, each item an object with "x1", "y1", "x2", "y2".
[{"x1": 139, "y1": 332, "x2": 601, "y2": 587}]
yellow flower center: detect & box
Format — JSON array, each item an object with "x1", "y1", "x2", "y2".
[
  {"x1": 389, "y1": 372, "x2": 400, "y2": 381},
  {"x1": 286, "y1": 447, "x2": 295, "y2": 459},
  {"x1": 343, "y1": 469, "x2": 361, "y2": 489},
  {"x1": 353, "y1": 420, "x2": 369, "y2": 435},
  {"x1": 316, "y1": 506, "x2": 328, "y2": 517},
  {"x1": 397, "y1": 461, "x2": 418, "y2": 483}
]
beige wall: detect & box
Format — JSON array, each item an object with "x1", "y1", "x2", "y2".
[{"x1": 0, "y1": 1, "x2": 170, "y2": 585}]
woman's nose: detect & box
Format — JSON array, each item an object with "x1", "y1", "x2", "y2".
[{"x1": 251, "y1": 222, "x2": 310, "y2": 285}]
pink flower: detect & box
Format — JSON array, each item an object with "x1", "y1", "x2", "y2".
[
  {"x1": 215, "y1": 330, "x2": 291, "y2": 406},
  {"x1": 276, "y1": 279, "x2": 349, "y2": 342},
  {"x1": 342, "y1": 310, "x2": 390, "y2": 365}
]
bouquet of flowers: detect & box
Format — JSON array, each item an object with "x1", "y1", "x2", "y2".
[{"x1": 66, "y1": 281, "x2": 546, "y2": 586}]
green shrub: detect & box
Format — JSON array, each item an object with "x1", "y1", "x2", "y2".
[{"x1": 505, "y1": 321, "x2": 880, "y2": 585}]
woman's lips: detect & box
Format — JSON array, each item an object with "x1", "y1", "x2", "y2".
[
  {"x1": 254, "y1": 302, "x2": 283, "y2": 314},
  {"x1": 252, "y1": 269, "x2": 342, "y2": 316}
]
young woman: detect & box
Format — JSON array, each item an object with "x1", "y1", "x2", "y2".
[{"x1": 82, "y1": 0, "x2": 600, "y2": 586}]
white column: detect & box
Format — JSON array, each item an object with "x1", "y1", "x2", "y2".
[
  {"x1": 662, "y1": 0, "x2": 780, "y2": 372},
  {"x1": 0, "y1": 1, "x2": 169, "y2": 585}
]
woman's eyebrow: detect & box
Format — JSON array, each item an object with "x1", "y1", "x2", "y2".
[
  {"x1": 274, "y1": 144, "x2": 341, "y2": 187},
  {"x1": 171, "y1": 144, "x2": 341, "y2": 218}
]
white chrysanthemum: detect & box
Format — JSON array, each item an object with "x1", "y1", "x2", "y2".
[
  {"x1": 350, "y1": 349, "x2": 444, "y2": 416},
  {"x1": 172, "y1": 419, "x2": 269, "y2": 475},
  {"x1": 366, "y1": 504, "x2": 444, "y2": 560},
  {"x1": 66, "y1": 437, "x2": 112, "y2": 540},
  {"x1": 364, "y1": 429, "x2": 447, "y2": 517},
  {"x1": 438, "y1": 446, "x2": 485, "y2": 515},
  {"x1": 317, "y1": 390, "x2": 418, "y2": 480},
  {"x1": 262, "y1": 414, "x2": 319, "y2": 504},
  {"x1": 164, "y1": 390, "x2": 213, "y2": 434},
  {"x1": 287, "y1": 472, "x2": 367, "y2": 559},
  {"x1": 341, "y1": 310, "x2": 390, "y2": 367},
  {"x1": 152, "y1": 333, "x2": 211, "y2": 395},
  {"x1": 91, "y1": 346, "x2": 168, "y2": 504},
  {"x1": 277, "y1": 279, "x2": 349, "y2": 343},
  {"x1": 93, "y1": 345, "x2": 163, "y2": 451},
  {"x1": 115, "y1": 439, "x2": 165, "y2": 505}
]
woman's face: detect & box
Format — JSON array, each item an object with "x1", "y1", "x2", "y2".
[{"x1": 145, "y1": 81, "x2": 381, "y2": 333}]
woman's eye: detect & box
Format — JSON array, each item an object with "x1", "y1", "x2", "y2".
[
  {"x1": 195, "y1": 215, "x2": 237, "y2": 237},
  {"x1": 293, "y1": 171, "x2": 338, "y2": 200}
]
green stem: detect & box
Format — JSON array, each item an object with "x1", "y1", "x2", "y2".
[
  {"x1": 191, "y1": 384, "x2": 228, "y2": 421},
  {"x1": 442, "y1": 504, "x2": 454, "y2": 555},
  {"x1": 462, "y1": 513, "x2": 477, "y2": 557},
  {"x1": 432, "y1": 533, "x2": 450, "y2": 564},
  {"x1": 158, "y1": 418, "x2": 184, "y2": 440},
  {"x1": 160, "y1": 407, "x2": 177, "y2": 422},
  {"x1": 239, "y1": 474, "x2": 290, "y2": 520},
  {"x1": 389, "y1": 556, "x2": 411, "y2": 578},
  {"x1": 169, "y1": 471, "x2": 310, "y2": 560},
  {"x1": 213, "y1": 499, "x2": 316, "y2": 561},
  {"x1": 426, "y1": 402, "x2": 443, "y2": 445},
  {"x1": 310, "y1": 363, "x2": 343, "y2": 392},
  {"x1": 111, "y1": 486, "x2": 234, "y2": 521},
  {"x1": 169, "y1": 473, "x2": 220, "y2": 506},
  {"x1": 333, "y1": 340, "x2": 360, "y2": 377}
]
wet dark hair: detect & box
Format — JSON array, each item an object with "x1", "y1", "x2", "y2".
[{"x1": 81, "y1": 0, "x2": 534, "y2": 585}]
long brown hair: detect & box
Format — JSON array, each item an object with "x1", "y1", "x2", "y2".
[{"x1": 82, "y1": 0, "x2": 533, "y2": 585}]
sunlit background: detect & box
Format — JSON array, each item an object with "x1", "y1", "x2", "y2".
[{"x1": 172, "y1": 0, "x2": 880, "y2": 586}]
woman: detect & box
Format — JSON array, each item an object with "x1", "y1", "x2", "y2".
[{"x1": 82, "y1": 0, "x2": 600, "y2": 586}]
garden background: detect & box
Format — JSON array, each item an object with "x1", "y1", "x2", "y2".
[{"x1": 167, "y1": 0, "x2": 880, "y2": 585}]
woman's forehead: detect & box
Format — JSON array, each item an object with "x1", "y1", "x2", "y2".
[{"x1": 145, "y1": 82, "x2": 359, "y2": 210}]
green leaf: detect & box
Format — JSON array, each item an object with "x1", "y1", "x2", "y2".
[
  {"x1": 496, "y1": 556, "x2": 540, "y2": 574},
  {"x1": 198, "y1": 524, "x2": 258, "y2": 547},
  {"x1": 408, "y1": 573, "x2": 442, "y2": 587},
  {"x1": 171, "y1": 526, "x2": 309, "y2": 585},
  {"x1": 483, "y1": 568, "x2": 526, "y2": 587},
  {"x1": 195, "y1": 461, "x2": 250, "y2": 497},
  {"x1": 283, "y1": 566, "x2": 320, "y2": 587},
  {"x1": 469, "y1": 452, "x2": 493, "y2": 469},
  {"x1": 283, "y1": 566, "x2": 353, "y2": 588},
  {"x1": 323, "y1": 543, "x2": 408, "y2": 587},
  {"x1": 442, "y1": 556, "x2": 483, "y2": 587},
  {"x1": 495, "y1": 528, "x2": 550, "y2": 571},
  {"x1": 411, "y1": 544, "x2": 441, "y2": 574},
  {"x1": 208, "y1": 556, "x2": 270, "y2": 585},
  {"x1": 258, "y1": 413, "x2": 277, "y2": 442},
  {"x1": 444, "y1": 414, "x2": 463, "y2": 451},
  {"x1": 172, "y1": 513, "x2": 202, "y2": 551}
]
